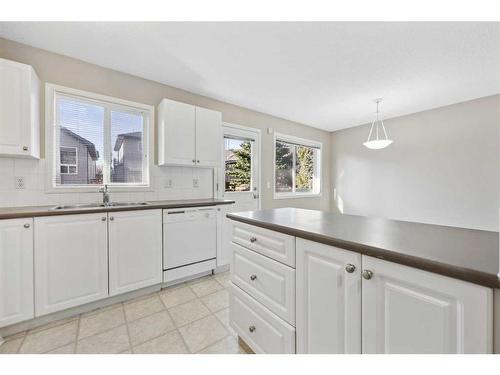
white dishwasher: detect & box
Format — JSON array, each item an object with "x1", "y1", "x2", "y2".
[{"x1": 163, "y1": 207, "x2": 217, "y2": 283}]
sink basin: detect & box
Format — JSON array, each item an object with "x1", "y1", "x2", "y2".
[{"x1": 50, "y1": 202, "x2": 149, "y2": 210}]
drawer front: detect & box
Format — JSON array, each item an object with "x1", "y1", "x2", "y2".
[
  {"x1": 231, "y1": 221, "x2": 295, "y2": 267},
  {"x1": 231, "y1": 242, "x2": 295, "y2": 325},
  {"x1": 229, "y1": 282, "x2": 295, "y2": 354}
]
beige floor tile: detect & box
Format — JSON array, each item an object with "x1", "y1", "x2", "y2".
[
  {"x1": 214, "y1": 308, "x2": 237, "y2": 337},
  {"x1": 79, "y1": 304, "x2": 125, "y2": 339},
  {"x1": 198, "y1": 336, "x2": 247, "y2": 354},
  {"x1": 168, "y1": 299, "x2": 211, "y2": 327},
  {"x1": 214, "y1": 273, "x2": 231, "y2": 288},
  {"x1": 19, "y1": 321, "x2": 77, "y2": 354},
  {"x1": 189, "y1": 279, "x2": 223, "y2": 297},
  {"x1": 81, "y1": 302, "x2": 123, "y2": 317},
  {"x1": 76, "y1": 325, "x2": 130, "y2": 354},
  {"x1": 201, "y1": 289, "x2": 229, "y2": 312},
  {"x1": 187, "y1": 274, "x2": 215, "y2": 286},
  {"x1": 29, "y1": 316, "x2": 79, "y2": 334},
  {"x1": 178, "y1": 315, "x2": 228, "y2": 353},
  {"x1": 132, "y1": 330, "x2": 189, "y2": 354},
  {"x1": 127, "y1": 310, "x2": 176, "y2": 346},
  {"x1": 0, "y1": 337, "x2": 24, "y2": 354},
  {"x1": 46, "y1": 342, "x2": 76, "y2": 354},
  {"x1": 124, "y1": 294, "x2": 165, "y2": 322},
  {"x1": 160, "y1": 286, "x2": 197, "y2": 308}
]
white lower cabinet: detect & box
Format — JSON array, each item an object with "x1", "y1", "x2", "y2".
[
  {"x1": 0, "y1": 218, "x2": 34, "y2": 328},
  {"x1": 362, "y1": 256, "x2": 493, "y2": 354},
  {"x1": 108, "y1": 209, "x2": 162, "y2": 296},
  {"x1": 34, "y1": 213, "x2": 108, "y2": 316},
  {"x1": 296, "y1": 238, "x2": 361, "y2": 353},
  {"x1": 296, "y1": 239, "x2": 493, "y2": 354}
]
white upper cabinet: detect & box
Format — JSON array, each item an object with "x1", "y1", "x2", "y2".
[
  {"x1": 0, "y1": 58, "x2": 40, "y2": 159},
  {"x1": 296, "y1": 239, "x2": 362, "y2": 354},
  {"x1": 195, "y1": 106, "x2": 221, "y2": 167},
  {"x1": 0, "y1": 218, "x2": 34, "y2": 328},
  {"x1": 158, "y1": 98, "x2": 221, "y2": 167},
  {"x1": 362, "y1": 256, "x2": 493, "y2": 354},
  {"x1": 34, "y1": 213, "x2": 108, "y2": 316},
  {"x1": 108, "y1": 209, "x2": 163, "y2": 296}
]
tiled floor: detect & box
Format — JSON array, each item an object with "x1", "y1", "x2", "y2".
[{"x1": 0, "y1": 272, "x2": 248, "y2": 354}]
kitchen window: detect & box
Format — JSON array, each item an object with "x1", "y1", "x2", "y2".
[
  {"x1": 46, "y1": 84, "x2": 154, "y2": 190},
  {"x1": 274, "y1": 133, "x2": 321, "y2": 198}
]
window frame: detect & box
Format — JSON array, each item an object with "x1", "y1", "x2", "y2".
[
  {"x1": 59, "y1": 146, "x2": 78, "y2": 175},
  {"x1": 273, "y1": 132, "x2": 322, "y2": 199},
  {"x1": 45, "y1": 83, "x2": 154, "y2": 193}
]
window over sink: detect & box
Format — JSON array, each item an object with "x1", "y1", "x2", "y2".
[{"x1": 46, "y1": 84, "x2": 154, "y2": 191}]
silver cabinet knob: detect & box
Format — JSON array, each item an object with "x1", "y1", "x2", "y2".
[
  {"x1": 362, "y1": 269, "x2": 373, "y2": 280},
  {"x1": 250, "y1": 237, "x2": 257, "y2": 243},
  {"x1": 23, "y1": 223, "x2": 30, "y2": 228},
  {"x1": 248, "y1": 325, "x2": 256, "y2": 333},
  {"x1": 345, "y1": 264, "x2": 356, "y2": 273},
  {"x1": 22, "y1": 146, "x2": 28, "y2": 151},
  {"x1": 192, "y1": 159, "x2": 196, "y2": 163},
  {"x1": 109, "y1": 217, "x2": 114, "y2": 221},
  {"x1": 101, "y1": 217, "x2": 107, "y2": 221},
  {"x1": 250, "y1": 274, "x2": 257, "y2": 281},
  {"x1": 197, "y1": 160, "x2": 200, "y2": 163}
]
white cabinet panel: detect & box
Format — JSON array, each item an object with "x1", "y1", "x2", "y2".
[
  {"x1": 0, "y1": 58, "x2": 40, "y2": 158},
  {"x1": 34, "y1": 214, "x2": 108, "y2": 316},
  {"x1": 362, "y1": 256, "x2": 493, "y2": 354},
  {"x1": 230, "y1": 282, "x2": 295, "y2": 354},
  {"x1": 231, "y1": 242, "x2": 295, "y2": 325},
  {"x1": 296, "y1": 239, "x2": 362, "y2": 353},
  {"x1": 158, "y1": 99, "x2": 196, "y2": 166},
  {"x1": 0, "y1": 218, "x2": 34, "y2": 327},
  {"x1": 109, "y1": 209, "x2": 162, "y2": 296},
  {"x1": 195, "y1": 106, "x2": 221, "y2": 167}
]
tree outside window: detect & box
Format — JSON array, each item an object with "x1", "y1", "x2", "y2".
[{"x1": 225, "y1": 139, "x2": 252, "y2": 192}]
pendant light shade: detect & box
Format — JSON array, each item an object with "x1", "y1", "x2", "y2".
[{"x1": 363, "y1": 98, "x2": 393, "y2": 150}]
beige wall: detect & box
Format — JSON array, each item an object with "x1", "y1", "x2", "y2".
[
  {"x1": 0, "y1": 37, "x2": 331, "y2": 211},
  {"x1": 331, "y1": 94, "x2": 500, "y2": 231}
]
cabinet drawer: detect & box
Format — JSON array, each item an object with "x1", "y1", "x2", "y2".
[
  {"x1": 231, "y1": 221, "x2": 295, "y2": 267},
  {"x1": 231, "y1": 242, "x2": 295, "y2": 325},
  {"x1": 229, "y1": 282, "x2": 295, "y2": 354}
]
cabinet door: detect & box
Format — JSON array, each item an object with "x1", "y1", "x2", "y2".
[
  {"x1": 158, "y1": 99, "x2": 196, "y2": 166},
  {"x1": 108, "y1": 209, "x2": 162, "y2": 296},
  {"x1": 362, "y1": 256, "x2": 493, "y2": 353},
  {"x1": 0, "y1": 59, "x2": 30, "y2": 157},
  {"x1": 296, "y1": 239, "x2": 361, "y2": 353},
  {"x1": 34, "y1": 214, "x2": 108, "y2": 316},
  {"x1": 195, "y1": 106, "x2": 221, "y2": 167},
  {"x1": 0, "y1": 218, "x2": 34, "y2": 327}
]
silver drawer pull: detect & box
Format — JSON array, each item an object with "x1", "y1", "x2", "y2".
[
  {"x1": 250, "y1": 274, "x2": 257, "y2": 281},
  {"x1": 362, "y1": 269, "x2": 373, "y2": 280},
  {"x1": 23, "y1": 223, "x2": 30, "y2": 228},
  {"x1": 250, "y1": 237, "x2": 257, "y2": 243},
  {"x1": 248, "y1": 325, "x2": 256, "y2": 333}
]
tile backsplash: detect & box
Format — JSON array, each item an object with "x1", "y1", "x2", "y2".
[{"x1": 0, "y1": 158, "x2": 215, "y2": 208}]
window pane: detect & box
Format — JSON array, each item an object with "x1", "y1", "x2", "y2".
[
  {"x1": 110, "y1": 110, "x2": 144, "y2": 184},
  {"x1": 225, "y1": 138, "x2": 252, "y2": 192},
  {"x1": 295, "y1": 146, "x2": 314, "y2": 193},
  {"x1": 275, "y1": 141, "x2": 293, "y2": 192},
  {"x1": 56, "y1": 95, "x2": 104, "y2": 185}
]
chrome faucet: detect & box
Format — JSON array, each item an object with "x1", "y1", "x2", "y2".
[{"x1": 99, "y1": 184, "x2": 110, "y2": 206}]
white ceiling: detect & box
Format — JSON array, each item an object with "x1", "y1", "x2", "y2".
[{"x1": 1, "y1": 22, "x2": 499, "y2": 132}]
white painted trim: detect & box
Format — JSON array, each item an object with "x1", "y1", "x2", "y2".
[
  {"x1": 273, "y1": 132, "x2": 323, "y2": 199},
  {"x1": 44, "y1": 83, "x2": 155, "y2": 193},
  {"x1": 221, "y1": 122, "x2": 262, "y2": 210}
]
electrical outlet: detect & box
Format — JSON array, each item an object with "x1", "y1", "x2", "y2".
[
  {"x1": 15, "y1": 176, "x2": 26, "y2": 189},
  {"x1": 164, "y1": 179, "x2": 173, "y2": 188},
  {"x1": 193, "y1": 178, "x2": 199, "y2": 188},
  {"x1": 266, "y1": 181, "x2": 271, "y2": 189}
]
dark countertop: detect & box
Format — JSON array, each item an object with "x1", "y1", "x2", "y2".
[
  {"x1": 0, "y1": 199, "x2": 235, "y2": 220},
  {"x1": 227, "y1": 208, "x2": 500, "y2": 289}
]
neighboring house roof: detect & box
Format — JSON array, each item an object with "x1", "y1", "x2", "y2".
[
  {"x1": 114, "y1": 131, "x2": 142, "y2": 151},
  {"x1": 60, "y1": 127, "x2": 99, "y2": 160}
]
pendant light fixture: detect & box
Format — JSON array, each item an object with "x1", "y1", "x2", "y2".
[{"x1": 363, "y1": 98, "x2": 393, "y2": 150}]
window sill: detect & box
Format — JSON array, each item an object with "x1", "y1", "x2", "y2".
[
  {"x1": 45, "y1": 185, "x2": 154, "y2": 194},
  {"x1": 273, "y1": 192, "x2": 322, "y2": 200}
]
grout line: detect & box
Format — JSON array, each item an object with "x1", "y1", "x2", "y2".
[{"x1": 121, "y1": 303, "x2": 133, "y2": 353}]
